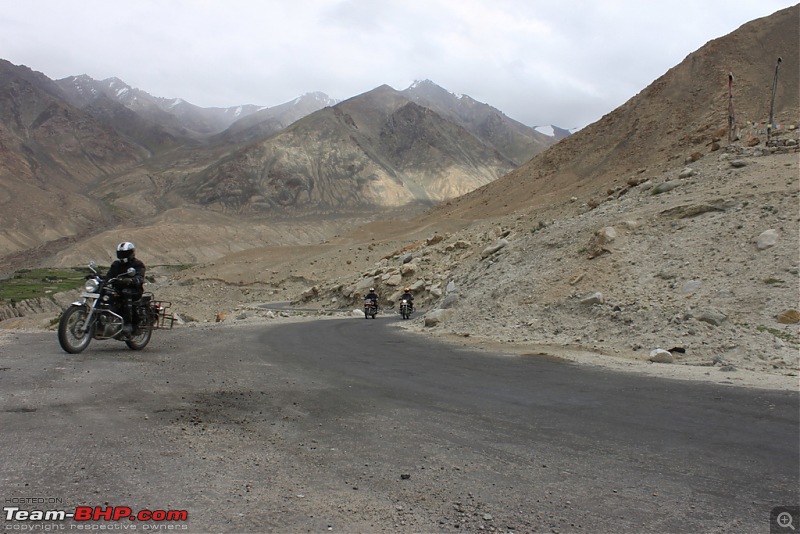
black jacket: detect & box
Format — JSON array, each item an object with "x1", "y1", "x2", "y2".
[
  {"x1": 400, "y1": 293, "x2": 414, "y2": 302},
  {"x1": 364, "y1": 292, "x2": 379, "y2": 302},
  {"x1": 106, "y1": 258, "x2": 146, "y2": 295}
]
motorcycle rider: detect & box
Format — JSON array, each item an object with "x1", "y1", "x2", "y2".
[
  {"x1": 105, "y1": 242, "x2": 146, "y2": 337},
  {"x1": 400, "y1": 287, "x2": 414, "y2": 312},
  {"x1": 364, "y1": 287, "x2": 379, "y2": 309}
]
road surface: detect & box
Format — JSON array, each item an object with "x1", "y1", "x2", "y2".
[{"x1": 1, "y1": 316, "x2": 798, "y2": 532}]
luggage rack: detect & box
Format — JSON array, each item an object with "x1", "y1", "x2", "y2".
[
  {"x1": 151, "y1": 300, "x2": 175, "y2": 330},
  {"x1": 139, "y1": 293, "x2": 175, "y2": 330}
]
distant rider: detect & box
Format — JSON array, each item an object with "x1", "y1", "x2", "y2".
[
  {"x1": 364, "y1": 287, "x2": 379, "y2": 308},
  {"x1": 400, "y1": 287, "x2": 414, "y2": 311},
  {"x1": 106, "y1": 242, "x2": 146, "y2": 337}
]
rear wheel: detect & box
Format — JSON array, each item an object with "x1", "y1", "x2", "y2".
[
  {"x1": 125, "y1": 327, "x2": 152, "y2": 350},
  {"x1": 58, "y1": 306, "x2": 94, "y2": 354}
]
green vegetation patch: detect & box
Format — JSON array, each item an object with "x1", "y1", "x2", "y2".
[{"x1": 0, "y1": 268, "x2": 91, "y2": 305}]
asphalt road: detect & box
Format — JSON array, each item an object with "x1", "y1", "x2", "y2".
[{"x1": 1, "y1": 316, "x2": 798, "y2": 533}]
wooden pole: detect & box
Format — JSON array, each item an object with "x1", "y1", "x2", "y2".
[{"x1": 767, "y1": 57, "x2": 782, "y2": 143}]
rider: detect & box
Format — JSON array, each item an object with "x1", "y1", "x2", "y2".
[
  {"x1": 400, "y1": 287, "x2": 414, "y2": 311},
  {"x1": 364, "y1": 287, "x2": 379, "y2": 308},
  {"x1": 106, "y1": 242, "x2": 146, "y2": 337}
]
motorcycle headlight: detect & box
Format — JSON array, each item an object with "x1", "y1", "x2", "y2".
[{"x1": 84, "y1": 278, "x2": 100, "y2": 293}]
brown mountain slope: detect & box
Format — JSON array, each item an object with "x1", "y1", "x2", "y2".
[
  {"x1": 171, "y1": 86, "x2": 517, "y2": 212},
  {"x1": 427, "y1": 5, "x2": 799, "y2": 222},
  {"x1": 0, "y1": 61, "x2": 147, "y2": 261}
]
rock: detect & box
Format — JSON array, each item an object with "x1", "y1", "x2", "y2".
[
  {"x1": 400, "y1": 253, "x2": 413, "y2": 264},
  {"x1": 697, "y1": 309, "x2": 727, "y2": 326},
  {"x1": 777, "y1": 309, "x2": 800, "y2": 324},
  {"x1": 680, "y1": 280, "x2": 702, "y2": 295},
  {"x1": 426, "y1": 233, "x2": 444, "y2": 246},
  {"x1": 356, "y1": 277, "x2": 377, "y2": 291},
  {"x1": 384, "y1": 274, "x2": 403, "y2": 286},
  {"x1": 424, "y1": 309, "x2": 453, "y2": 327},
  {"x1": 596, "y1": 226, "x2": 617, "y2": 244},
  {"x1": 679, "y1": 167, "x2": 695, "y2": 178},
  {"x1": 729, "y1": 159, "x2": 748, "y2": 168},
  {"x1": 446, "y1": 280, "x2": 457, "y2": 294},
  {"x1": 651, "y1": 182, "x2": 679, "y2": 194},
  {"x1": 587, "y1": 227, "x2": 617, "y2": 258},
  {"x1": 481, "y1": 239, "x2": 509, "y2": 258},
  {"x1": 756, "y1": 229, "x2": 778, "y2": 250},
  {"x1": 400, "y1": 263, "x2": 417, "y2": 276},
  {"x1": 410, "y1": 279, "x2": 426, "y2": 291},
  {"x1": 649, "y1": 349, "x2": 674, "y2": 363},
  {"x1": 441, "y1": 294, "x2": 460, "y2": 309},
  {"x1": 579, "y1": 292, "x2": 604, "y2": 306}
]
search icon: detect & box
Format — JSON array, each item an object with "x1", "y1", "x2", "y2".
[{"x1": 778, "y1": 511, "x2": 796, "y2": 530}]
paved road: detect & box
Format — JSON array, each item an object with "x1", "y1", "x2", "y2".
[{"x1": 1, "y1": 317, "x2": 798, "y2": 533}]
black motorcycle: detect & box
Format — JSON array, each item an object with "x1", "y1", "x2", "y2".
[
  {"x1": 58, "y1": 261, "x2": 173, "y2": 354},
  {"x1": 363, "y1": 298, "x2": 378, "y2": 319},
  {"x1": 399, "y1": 299, "x2": 412, "y2": 320}
]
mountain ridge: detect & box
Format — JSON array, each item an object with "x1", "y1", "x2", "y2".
[{"x1": 0, "y1": 62, "x2": 561, "y2": 272}]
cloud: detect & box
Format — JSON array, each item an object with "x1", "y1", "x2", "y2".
[{"x1": 0, "y1": 0, "x2": 795, "y2": 129}]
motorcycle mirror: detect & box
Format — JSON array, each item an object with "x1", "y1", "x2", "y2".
[
  {"x1": 127, "y1": 267, "x2": 136, "y2": 276},
  {"x1": 88, "y1": 260, "x2": 97, "y2": 274}
]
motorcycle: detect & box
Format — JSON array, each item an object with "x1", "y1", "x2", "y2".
[
  {"x1": 399, "y1": 299, "x2": 412, "y2": 320},
  {"x1": 58, "y1": 261, "x2": 174, "y2": 354},
  {"x1": 363, "y1": 298, "x2": 378, "y2": 319}
]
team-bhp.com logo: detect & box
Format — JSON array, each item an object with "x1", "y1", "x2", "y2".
[{"x1": 4, "y1": 505, "x2": 188, "y2": 523}]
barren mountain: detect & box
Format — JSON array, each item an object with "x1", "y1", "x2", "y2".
[
  {"x1": 174, "y1": 84, "x2": 528, "y2": 212},
  {"x1": 218, "y1": 92, "x2": 339, "y2": 145},
  {"x1": 57, "y1": 75, "x2": 265, "y2": 136},
  {"x1": 1, "y1": 64, "x2": 555, "y2": 273},
  {"x1": 402, "y1": 79, "x2": 555, "y2": 165}
]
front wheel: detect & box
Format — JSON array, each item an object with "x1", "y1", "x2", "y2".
[
  {"x1": 125, "y1": 327, "x2": 152, "y2": 350},
  {"x1": 58, "y1": 306, "x2": 95, "y2": 354}
]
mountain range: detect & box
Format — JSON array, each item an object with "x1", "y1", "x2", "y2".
[{"x1": 0, "y1": 63, "x2": 562, "y2": 271}]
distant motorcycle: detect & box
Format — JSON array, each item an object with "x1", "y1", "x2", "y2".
[
  {"x1": 399, "y1": 299, "x2": 412, "y2": 320},
  {"x1": 363, "y1": 298, "x2": 378, "y2": 319},
  {"x1": 58, "y1": 261, "x2": 173, "y2": 354}
]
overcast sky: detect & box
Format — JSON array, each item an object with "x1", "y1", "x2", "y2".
[{"x1": 2, "y1": 1, "x2": 796, "y2": 130}]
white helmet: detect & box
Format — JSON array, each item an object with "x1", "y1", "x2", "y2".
[{"x1": 116, "y1": 242, "x2": 135, "y2": 262}]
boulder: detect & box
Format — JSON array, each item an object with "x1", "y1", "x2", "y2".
[
  {"x1": 651, "y1": 182, "x2": 679, "y2": 194},
  {"x1": 697, "y1": 309, "x2": 727, "y2": 326},
  {"x1": 384, "y1": 274, "x2": 403, "y2": 286},
  {"x1": 440, "y1": 294, "x2": 460, "y2": 309},
  {"x1": 649, "y1": 349, "x2": 674, "y2": 363},
  {"x1": 777, "y1": 309, "x2": 800, "y2": 324},
  {"x1": 580, "y1": 292, "x2": 604, "y2": 306},
  {"x1": 756, "y1": 229, "x2": 778, "y2": 250},
  {"x1": 424, "y1": 308, "x2": 453, "y2": 327},
  {"x1": 481, "y1": 239, "x2": 509, "y2": 259}
]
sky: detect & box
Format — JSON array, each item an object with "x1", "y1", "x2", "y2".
[{"x1": 1, "y1": 0, "x2": 796, "y2": 131}]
